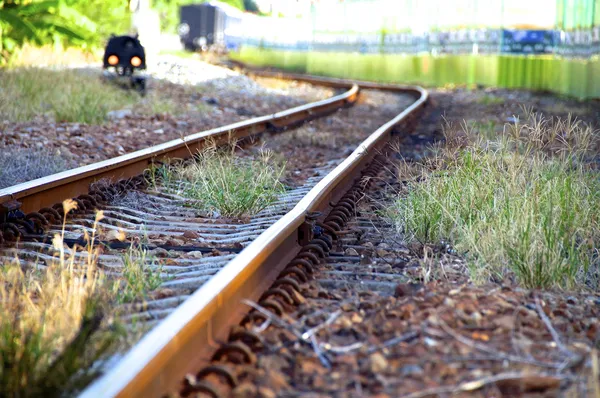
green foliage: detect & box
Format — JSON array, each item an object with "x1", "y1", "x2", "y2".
[
  {"x1": 243, "y1": 0, "x2": 259, "y2": 13},
  {"x1": 0, "y1": 206, "x2": 123, "y2": 397},
  {"x1": 70, "y1": 0, "x2": 130, "y2": 43},
  {"x1": 146, "y1": 144, "x2": 286, "y2": 218},
  {"x1": 0, "y1": 0, "x2": 99, "y2": 63}
]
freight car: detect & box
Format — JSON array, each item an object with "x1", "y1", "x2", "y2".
[{"x1": 178, "y1": 1, "x2": 245, "y2": 52}]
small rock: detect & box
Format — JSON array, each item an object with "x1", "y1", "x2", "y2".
[
  {"x1": 153, "y1": 128, "x2": 164, "y2": 134},
  {"x1": 232, "y1": 382, "x2": 257, "y2": 398},
  {"x1": 378, "y1": 242, "x2": 390, "y2": 249},
  {"x1": 176, "y1": 121, "x2": 188, "y2": 128},
  {"x1": 182, "y1": 230, "x2": 199, "y2": 239},
  {"x1": 400, "y1": 364, "x2": 423, "y2": 376},
  {"x1": 368, "y1": 352, "x2": 388, "y2": 373},
  {"x1": 394, "y1": 282, "x2": 423, "y2": 298},
  {"x1": 443, "y1": 297, "x2": 455, "y2": 307},
  {"x1": 150, "y1": 248, "x2": 169, "y2": 258},
  {"x1": 351, "y1": 313, "x2": 363, "y2": 323},
  {"x1": 258, "y1": 387, "x2": 276, "y2": 398},
  {"x1": 345, "y1": 248, "x2": 359, "y2": 256},
  {"x1": 166, "y1": 238, "x2": 184, "y2": 246},
  {"x1": 187, "y1": 251, "x2": 203, "y2": 259},
  {"x1": 107, "y1": 109, "x2": 132, "y2": 120},
  {"x1": 204, "y1": 97, "x2": 219, "y2": 105},
  {"x1": 376, "y1": 248, "x2": 389, "y2": 257}
]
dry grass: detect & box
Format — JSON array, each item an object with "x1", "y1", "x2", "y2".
[
  {"x1": 389, "y1": 110, "x2": 600, "y2": 289},
  {"x1": 0, "y1": 147, "x2": 75, "y2": 189},
  {"x1": 0, "y1": 200, "x2": 121, "y2": 396},
  {"x1": 0, "y1": 199, "x2": 165, "y2": 395},
  {"x1": 7, "y1": 44, "x2": 102, "y2": 67}
]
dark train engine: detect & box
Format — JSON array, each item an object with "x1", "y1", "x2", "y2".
[{"x1": 103, "y1": 34, "x2": 147, "y2": 93}]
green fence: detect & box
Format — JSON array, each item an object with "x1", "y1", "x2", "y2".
[{"x1": 233, "y1": 47, "x2": 600, "y2": 99}]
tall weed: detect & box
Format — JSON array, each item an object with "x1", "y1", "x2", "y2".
[{"x1": 390, "y1": 111, "x2": 599, "y2": 289}]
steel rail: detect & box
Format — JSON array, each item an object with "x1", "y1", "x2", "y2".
[
  {"x1": 0, "y1": 84, "x2": 358, "y2": 214},
  {"x1": 80, "y1": 74, "x2": 428, "y2": 398}
]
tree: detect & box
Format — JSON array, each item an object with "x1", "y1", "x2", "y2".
[
  {"x1": 243, "y1": 0, "x2": 259, "y2": 13},
  {"x1": 0, "y1": 0, "x2": 99, "y2": 63}
]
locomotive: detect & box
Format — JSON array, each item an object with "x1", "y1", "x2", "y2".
[
  {"x1": 102, "y1": 34, "x2": 148, "y2": 93},
  {"x1": 178, "y1": 2, "x2": 244, "y2": 52}
]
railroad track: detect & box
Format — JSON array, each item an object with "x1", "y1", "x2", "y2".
[{"x1": 0, "y1": 70, "x2": 427, "y2": 397}]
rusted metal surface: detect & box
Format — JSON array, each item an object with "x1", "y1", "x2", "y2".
[
  {"x1": 0, "y1": 85, "x2": 358, "y2": 215},
  {"x1": 80, "y1": 75, "x2": 427, "y2": 398}
]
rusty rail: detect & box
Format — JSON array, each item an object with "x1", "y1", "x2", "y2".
[
  {"x1": 79, "y1": 73, "x2": 428, "y2": 398},
  {"x1": 0, "y1": 84, "x2": 358, "y2": 215}
]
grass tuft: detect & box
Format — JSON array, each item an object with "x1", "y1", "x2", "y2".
[
  {"x1": 147, "y1": 143, "x2": 286, "y2": 218},
  {"x1": 113, "y1": 246, "x2": 163, "y2": 304},
  {"x1": 182, "y1": 145, "x2": 286, "y2": 217},
  {"x1": 389, "y1": 111, "x2": 600, "y2": 289}
]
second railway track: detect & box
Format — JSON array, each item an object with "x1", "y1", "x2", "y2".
[{"x1": 0, "y1": 70, "x2": 427, "y2": 397}]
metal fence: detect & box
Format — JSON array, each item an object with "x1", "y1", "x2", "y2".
[{"x1": 235, "y1": 0, "x2": 600, "y2": 58}]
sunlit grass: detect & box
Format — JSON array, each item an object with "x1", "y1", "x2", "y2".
[
  {"x1": 0, "y1": 68, "x2": 177, "y2": 124},
  {"x1": 146, "y1": 143, "x2": 286, "y2": 218},
  {"x1": 0, "y1": 199, "x2": 167, "y2": 395},
  {"x1": 0, "y1": 201, "x2": 122, "y2": 396},
  {"x1": 389, "y1": 111, "x2": 600, "y2": 289},
  {"x1": 0, "y1": 68, "x2": 138, "y2": 124}
]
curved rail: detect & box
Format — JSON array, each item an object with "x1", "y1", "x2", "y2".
[
  {"x1": 0, "y1": 84, "x2": 358, "y2": 215},
  {"x1": 80, "y1": 74, "x2": 428, "y2": 398}
]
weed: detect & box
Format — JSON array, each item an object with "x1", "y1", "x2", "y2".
[
  {"x1": 476, "y1": 93, "x2": 505, "y2": 106},
  {"x1": 113, "y1": 245, "x2": 163, "y2": 304},
  {"x1": 181, "y1": 144, "x2": 286, "y2": 217},
  {"x1": 389, "y1": 111, "x2": 600, "y2": 289},
  {"x1": 145, "y1": 143, "x2": 286, "y2": 218},
  {"x1": 0, "y1": 201, "x2": 122, "y2": 396}
]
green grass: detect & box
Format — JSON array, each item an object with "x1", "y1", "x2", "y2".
[
  {"x1": 0, "y1": 67, "x2": 179, "y2": 124},
  {"x1": 113, "y1": 246, "x2": 163, "y2": 304},
  {"x1": 389, "y1": 112, "x2": 600, "y2": 289},
  {"x1": 147, "y1": 144, "x2": 286, "y2": 218},
  {"x1": 0, "y1": 67, "x2": 140, "y2": 124},
  {"x1": 476, "y1": 94, "x2": 505, "y2": 106}
]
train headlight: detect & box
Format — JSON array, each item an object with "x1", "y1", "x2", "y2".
[
  {"x1": 108, "y1": 55, "x2": 119, "y2": 65},
  {"x1": 178, "y1": 23, "x2": 190, "y2": 37},
  {"x1": 130, "y1": 56, "x2": 142, "y2": 67}
]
